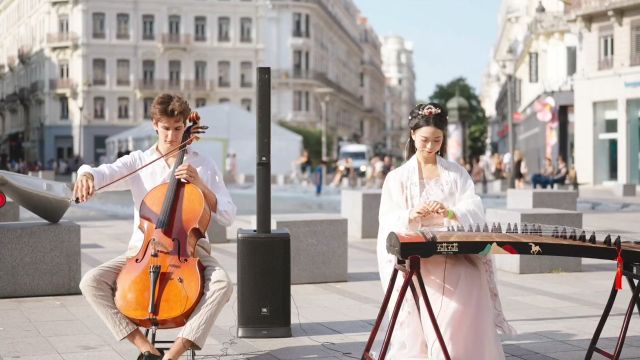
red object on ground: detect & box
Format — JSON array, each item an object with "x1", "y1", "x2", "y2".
[{"x1": 0, "y1": 191, "x2": 5, "y2": 208}]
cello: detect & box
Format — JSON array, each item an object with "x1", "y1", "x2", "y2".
[{"x1": 114, "y1": 112, "x2": 211, "y2": 329}]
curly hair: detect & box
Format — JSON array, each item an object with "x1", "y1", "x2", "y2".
[
  {"x1": 151, "y1": 93, "x2": 192, "y2": 123},
  {"x1": 405, "y1": 102, "x2": 448, "y2": 160}
]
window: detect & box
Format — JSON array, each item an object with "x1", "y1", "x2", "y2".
[
  {"x1": 93, "y1": 59, "x2": 106, "y2": 85},
  {"x1": 195, "y1": 16, "x2": 207, "y2": 41},
  {"x1": 567, "y1": 46, "x2": 577, "y2": 75},
  {"x1": 529, "y1": 52, "x2": 538, "y2": 83},
  {"x1": 218, "y1": 61, "x2": 230, "y2": 87},
  {"x1": 94, "y1": 97, "x2": 105, "y2": 119},
  {"x1": 117, "y1": 13, "x2": 130, "y2": 39},
  {"x1": 143, "y1": 97, "x2": 153, "y2": 119},
  {"x1": 60, "y1": 96, "x2": 68, "y2": 120},
  {"x1": 293, "y1": 13, "x2": 302, "y2": 37},
  {"x1": 195, "y1": 61, "x2": 207, "y2": 88},
  {"x1": 599, "y1": 25, "x2": 614, "y2": 70},
  {"x1": 117, "y1": 59, "x2": 130, "y2": 85},
  {"x1": 305, "y1": 14, "x2": 310, "y2": 38},
  {"x1": 293, "y1": 50, "x2": 302, "y2": 76},
  {"x1": 219, "y1": 98, "x2": 230, "y2": 103},
  {"x1": 58, "y1": 15, "x2": 69, "y2": 34},
  {"x1": 240, "y1": 17, "x2": 252, "y2": 42},
  {"x1": 631, "y1": 21, "x2": 640, "y2": 66},
  {"x1": 218, "y1": 17, "x2": 230, "y2": 42},
  {"x1": 118, "y1": 97, "x2": 129, "y2": 119},
  {"x1": 169, "y1": 60, "x2": 181, "y2": 88},
  {"x1": 240, "y1": 61, "x2": 252, "y2": 87},
  {"x1": 93, "y1": 12, "x2": 106, "y2": 38},
  {"x1": 195, "y1": 98, "x2": 206, "y2": 107},
  {"x1": 293, "y1": 91, "x2": 302, "y2": 111},
  {"x1": 293, "y1": 91, "x2": 309, "y2": 111},
  {"x1": 142, "y1": 60, "x2": 154, "y2": 86},
  {"x1": 169, "y1": 15, "x2": 180, "y2": 36},
  {"x1": 59, "y1": 61, "x2": 69, "y2": 79},
  {"x1": 142, "y1": 15, "x2": 154, "y2": 40},
  {"x1": 241, "y1": 98, "x2": 251, "y2": 111}
]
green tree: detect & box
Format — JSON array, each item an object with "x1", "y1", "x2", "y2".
[
  {"x1": 277, "y1": 121, "x2": 333, "y2": 165},
  {"x1": 428, "y1": 77, "x2": 487, "y2": 161}
]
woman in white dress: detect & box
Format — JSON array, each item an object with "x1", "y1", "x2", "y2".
[{"x1": 377, "y1": 103, "x2": 513, "y2": 360}]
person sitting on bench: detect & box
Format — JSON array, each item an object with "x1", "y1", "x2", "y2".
[{"x1": 531, "y1": 157, "x2": 555, "y2": 189}]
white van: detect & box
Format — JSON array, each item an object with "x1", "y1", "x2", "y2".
[{"x1": 338, "y1": 144, "x2": 372, "y2": 177}]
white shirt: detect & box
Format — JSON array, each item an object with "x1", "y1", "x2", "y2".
[{"x1": 78, "y1": 144, "x2": 237, "y2": 255}]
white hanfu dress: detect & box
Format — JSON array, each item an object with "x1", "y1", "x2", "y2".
[{"x1": 376, "y1": 155, "x2": 514, "y2": 360}]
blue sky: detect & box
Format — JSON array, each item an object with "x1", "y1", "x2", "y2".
[{"x1": 354, "y1": 0, "x2": 502, "y2": 101}]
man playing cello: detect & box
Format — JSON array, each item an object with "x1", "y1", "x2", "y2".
[{"x1": 73, "y1": 93, "x2": 236, "y2": 360}]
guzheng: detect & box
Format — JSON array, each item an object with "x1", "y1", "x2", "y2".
[{"x1": 386, "y1": 223, "x2": 640, "y2": 263}]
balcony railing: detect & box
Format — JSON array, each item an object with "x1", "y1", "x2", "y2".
[
  {"x1": 47, "y1": 32, "x2": 79, "y2": 48},
  {"x1": 566, "y1": 0, "x2": 636, "y2": 16},
  {"x1": 49, "y1": 78, "x2": 76, "y2": 91},
  {"x1": 137, "y1": 79, "x2": 214, "y2": 91},
  {"x1": 160, "y1": 34, "x2": 192, "y2": 47},
  {"x1": 598, "y1": 57, "x2": 613, "y2": 70}
]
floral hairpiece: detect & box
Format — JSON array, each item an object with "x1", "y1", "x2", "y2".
[{"x1": 421, "y1": 105, "x2": 441, "y2": 117}]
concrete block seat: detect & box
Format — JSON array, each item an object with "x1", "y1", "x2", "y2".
[
  {"x1": 507, "y1": 189, "x2": 578, "y2": 211},
  {"x1": 0, "y1": 199, "x2": 19, "y2": 222},
  {"x1": 340, "y1": 189, "x2": 381, "y2": 239},
  {"x1": 0, "y1": 221, "x2": 81, "y2": 297},
  {"x1": 485, "y1": 208, "x2": 583, "y2": 274},
  {"x1": 250, "y1": 213, "x2": 347, "y2": 284}
]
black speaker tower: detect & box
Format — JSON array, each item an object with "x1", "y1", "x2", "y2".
[{"x1": 237, "y1": 67, "x2": 292, "y2": 338}]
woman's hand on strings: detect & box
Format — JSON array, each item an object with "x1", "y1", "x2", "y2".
[
  {"x1": 409, "y1": 203, "x2": 431, "y2": 221},
  {"x1": 425, "y1": 201, "x2": 448, "y2": 218},
  {"x1": 175, "y1": 164, "x2": 202, "y2": 187},
  {"x1": 73, "y1": 172, "x2": 95, "y2": 203}
]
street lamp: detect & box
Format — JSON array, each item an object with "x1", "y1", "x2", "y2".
[
  {"x1": 497, "y1": 56, "x2": 516, "y2": 189},
  {"x1": 314, "y1": 87, "x2": 334, "y2": 161}
]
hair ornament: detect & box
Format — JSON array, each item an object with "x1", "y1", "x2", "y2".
[{"x1": 421, "y1": 104, "x2": 441, "y2": 117}]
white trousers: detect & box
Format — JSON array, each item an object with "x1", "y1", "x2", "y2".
[{"x1": 79, "y1": 240, "x2": 233, "y2": 349}]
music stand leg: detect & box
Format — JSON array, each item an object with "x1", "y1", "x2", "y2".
[
  {"x1": 612, "y1": 276, "x2": 640, "y2": 359},
  {"x1": 378, "y1": 265, "x2": 418, "y2": 359},
  {"x1": 586, "y1": 281, "x2": 619, "y2": 359}
]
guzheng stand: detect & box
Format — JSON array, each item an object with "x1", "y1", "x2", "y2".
[
  {"x1": 361, "y1": 255, "x2": 451, "y2": 360},
  {"x1": 587, "y1": 262, "x2": 640, "y2": 360}
]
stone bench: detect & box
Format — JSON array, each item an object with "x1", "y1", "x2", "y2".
[
  {"x1": 0, "y1": 199, "x2": 19, "y2": 222},
  {"x1": 0, "y1": 221, "x2": 81, "y2": 297},
  {"x1": 250, "y1": 213, "x2": 347, "y2": 284},
  {"x1": 485, "y1": 208, "x2": 583, "y2": 274},
  {"x1": 340, "y1": 189, "x2": 381, "y2": 239},
  {"x1": 507, "y1": 189, "x2": 578, "y2": 211},
  {"x1": 27, "y1": 170, "x2": 55, "y2": 181},
  {"x1": 612, "y1": 183, "x2": 636, "y2": 197},
  {"x1": 207, "y1": 221, "x2": 228, "y2": 244}
]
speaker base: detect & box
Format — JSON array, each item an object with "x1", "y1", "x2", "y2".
[{"x1": 237, "y1": 326, "x2": 292, "y2": 338}]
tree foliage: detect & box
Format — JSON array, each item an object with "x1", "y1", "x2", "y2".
[{"x1": 428, "y1": 77, "x2": 488, "y2": 160}]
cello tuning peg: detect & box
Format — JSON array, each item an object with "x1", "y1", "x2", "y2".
[
  {"x1": 569, "y1": 229, "x2": 577, "y2": 241},
  {"x1": 475, "y1": 223, "x2": 481, "y2": 232},
  {"x1": 513, "y1": 223, "x2": 519, "y2": 234},
  {"x1": 604, "y1": 234, "x2": 612, "y2": 247},
  {"x1": 614, "y1": 235, "x2": 622, "y2": 247},
  {"x1": 579, "y1": 230, "x2": 587, "y2": 242},
  {"x1": 506, "y1": 223, "x2": 512, "y2": 233},
  {"x1": 560, "y1": 227, "x2": 567, "y2": 239},
  {"x1": 483, "y1": 223, "x2": 489, "y2": 232},
  {"x1": 589, "y1": 232, "x2": 597, "y2": 244}
]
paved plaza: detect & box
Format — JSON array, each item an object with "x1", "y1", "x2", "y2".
[{"x1": 1, "y1": 186, "x2": 640, "y2": 359}]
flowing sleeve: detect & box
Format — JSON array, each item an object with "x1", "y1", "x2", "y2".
[
  {"x1": 376, "y1": 170, "x2": 413, "y2": 290},
  {"x1": 77, "y1": 152, "x2": 141, "y2": 192},
  {"x1": 199, "y1": 157, "x2": 236, "y2": 227}
]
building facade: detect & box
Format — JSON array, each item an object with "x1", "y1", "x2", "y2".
[
  {"x1": 568, "y1": 0, "x2": 640, "y2": 185},
  {"x1": 381, "y1": 35, "x2": 416, "y2": 158},
  {"x1": 0, "y1": 0, "x2": 392, "y2": 166}
]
